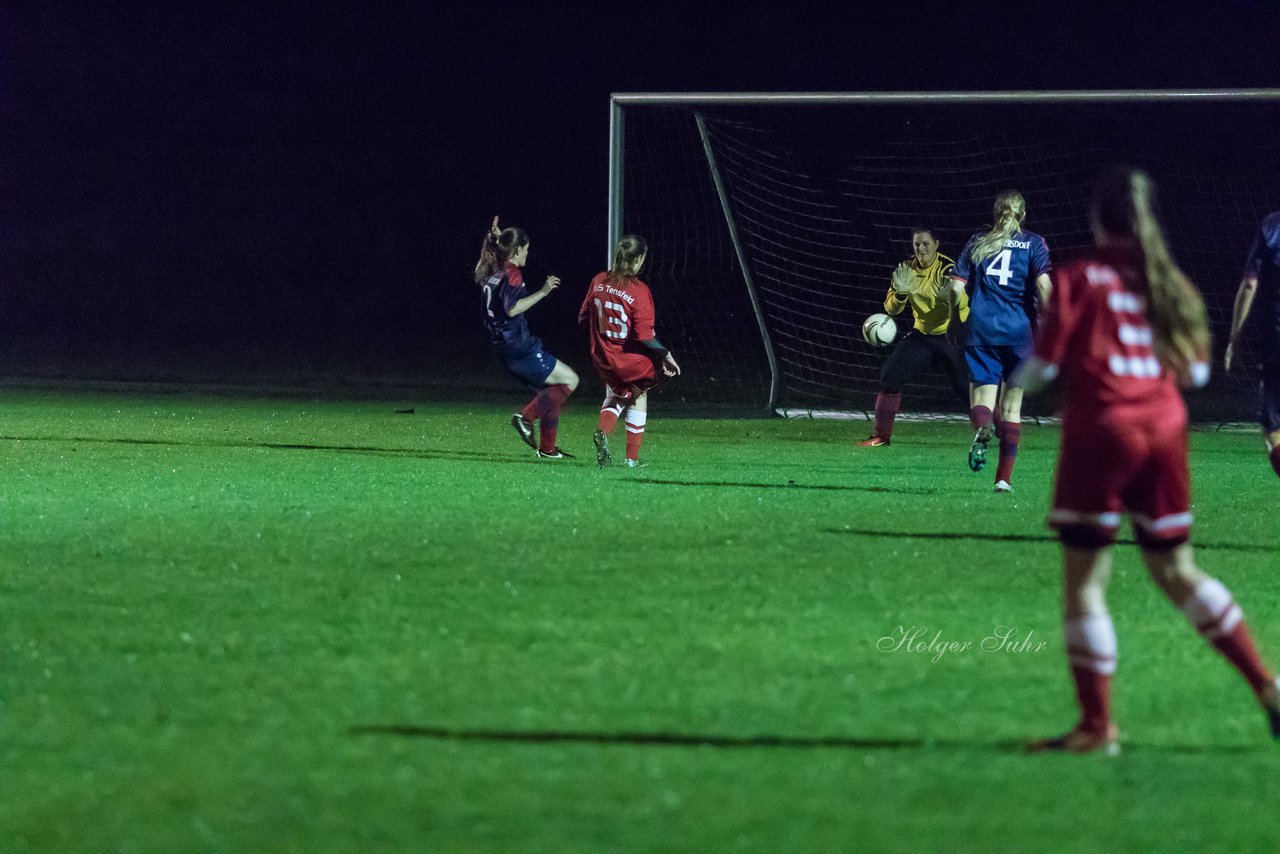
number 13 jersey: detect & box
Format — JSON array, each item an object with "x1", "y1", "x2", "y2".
[{"x1": 578, "y1": 272, "x2": 659, "y2": 385}]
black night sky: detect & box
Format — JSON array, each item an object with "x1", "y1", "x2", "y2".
[{"x1": 4, "y1": 3, "x2": 1279, "y2": 389}]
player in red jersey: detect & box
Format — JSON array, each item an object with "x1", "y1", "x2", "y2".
[
  {"x1": 1014, "y1": 167, "x2": 1280, "y2": 754},
  {"x1": 475, "y1": 217, "x2": 579, "y2": 459},
  {"x1": 577, "y1": 235, "x2": 680, "y2": 467}
]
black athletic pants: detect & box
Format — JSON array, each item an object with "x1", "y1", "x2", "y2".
[{"x1": 879, "y1": 329, "x2": 969, "y2": 405}]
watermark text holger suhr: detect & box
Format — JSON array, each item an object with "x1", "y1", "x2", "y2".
[{"x1": 878, "y1": 626, "x2": 1048, "y2": 663}]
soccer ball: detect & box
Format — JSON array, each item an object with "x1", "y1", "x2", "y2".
[{"x1": 862, "y1": 313, "x2": 898, "y2": 348}]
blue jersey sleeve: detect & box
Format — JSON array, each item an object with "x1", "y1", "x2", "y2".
[
  {"x1": 1029, "y1": 234, "x2": 1051, "y2": 278},
  {"x1": 501, "y1": 281, "x2": 526, "y2": 314},
  {"x1": 952, "y1": 236, "x2": 976, "y2": 283}
]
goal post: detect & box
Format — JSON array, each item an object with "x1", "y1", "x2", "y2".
[{"x1": 608, "y1": 90, "x2": 1280, "y2": 421}]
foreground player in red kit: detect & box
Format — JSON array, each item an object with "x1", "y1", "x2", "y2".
[
  {"x1": 578, "y1": 235, "x2": 680, "y2": 467},
  {"x1": 475, "y1": 217, "x2": 579, "y2": 458},
  {"x1": 1015, "y1": 168, "x2": 1280, "y2": 754}
]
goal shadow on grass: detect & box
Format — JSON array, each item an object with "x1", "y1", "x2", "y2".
[
  {"x1": 348, "y1": 724, "x2": 1264, "y2": 755},
  {"x1": 823, "y1": 528, "x2": 1275, "y2": 554}
]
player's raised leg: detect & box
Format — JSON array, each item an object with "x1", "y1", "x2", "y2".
[
  {"x1": 529, "y1": 360, "x2": 579, "y2": 459},
  {"x1": 1142, "y1": 543, "x2": 1280, "y2": 737},
  {"x1": 968, "y1": 381, "x2": 998, "y2": 472},
  {"x1": 594, "y1": 384, "x2": 631, "y2": 467}
]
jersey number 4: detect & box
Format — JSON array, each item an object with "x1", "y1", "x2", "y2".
[
  {"x1": 593, "y1": 298, "x2": 629, "y2": 339},
  {"x1": 985, "y1": 249, "x2": 1014, "y2": 286}
]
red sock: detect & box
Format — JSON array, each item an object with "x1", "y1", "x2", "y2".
[
  {"x1": 520, "y1": 394, "x2": 540, "y2": 424},
  {"x1": 536, "y1": 384, "x2": 572, "y2": 453},
  {"x1": 1270, "y1": 445, "x2": 1280, "y2": 479},
  {"x1": 1065, "y1": 614, "x2": 1116, "y2": 734},
  {"x1": 1069, "y1": 666, "x2": 1112, "y2": 735},
  {"x1": 995, "y1": 421, "x2": 1021, "y2": 483},
  {"x1": 1183, "y1": 577, "x2": 1274, "y2": 695},
  {"x1": 1213, "y1": 622, "x2": 1274, "y2": 695},
  {"x1": 969, "y1": 405, "x2": 992, "y2": 433},
  {"x1": 873, "y1": 391, "x2": 901, "y2": 440},
  {"x1": 625, "y1": 409, "x2": 647, "y2": 461},
  {"x1": 599, "y1": 387, "x2": 627, "y2": 434}
]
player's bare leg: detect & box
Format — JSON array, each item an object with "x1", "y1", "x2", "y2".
[
  {"x1": 1031, "y1": 543, "x2": 1120, "y2": 754},
  {"x1": 968, "y1": 383, "x2": 999, "y2": 472},
  {"x1": 595, "y1": 384, "x2": 635, "y2": 467},
  {"x1": 1142, "y1": 543, "x2": 1280, "y2": 737},
  {"x1": 993, "y1": 386, "x2": 1024, "y2": 492},
  {"x1": 623, "y1": 391, "x2": 649, "y2": 467}
]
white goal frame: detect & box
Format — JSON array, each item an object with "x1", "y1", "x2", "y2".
[{"x1": 608, "y1": 89, "x2": 1280, "y2": 413}]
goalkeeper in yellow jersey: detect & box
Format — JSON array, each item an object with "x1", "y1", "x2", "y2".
[{"x1": 857, "y1": 228, "x2": 970, "y2": 446}]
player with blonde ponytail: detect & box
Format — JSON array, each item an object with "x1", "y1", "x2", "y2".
[
  {"x1": 578, "y1": 235, "x2": 681, "y2": 467},
  {"x1": 949, "y1": 191, "x2": 1053, "y2": 491},
  {"x1": 1014, "y1": 166, "x2": 1279, "y2": 754}
]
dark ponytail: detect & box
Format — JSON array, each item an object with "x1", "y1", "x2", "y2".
[{"x1": 473, "y1": 226, "x2": 529, "y2": 283}]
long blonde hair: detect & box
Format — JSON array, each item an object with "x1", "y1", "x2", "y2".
[
  {"x1": 969, "y1": 190, "x2": 1027, "y2": 264},
  {"x1": 1093, "y1": 167, "x2": 1210, "y2": 369},
  {"x1": 606, "y1": 234, "x2": 648, "y2": 283}
]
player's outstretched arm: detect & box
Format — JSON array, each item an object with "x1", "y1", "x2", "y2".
[
  {"x1": 1224, "y1": 275, "x2": 1258, "y2": 372},
  {"x1": 506, "y1": 275, "x2": 560, "y2": 317}
]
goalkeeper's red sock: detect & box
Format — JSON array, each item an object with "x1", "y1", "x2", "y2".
[
  {"x1": 536, "y1": 384, "x2": 572, "y2": 454},
  {"x1": 995, "y1": 421, "x2": 1021, "y2": 484},
  {"x1": 873, "y1": 391, "x2": 901, "y2": 440},
  {"x1": 1270, "y1": 445, "x2": 1280, "y2": 479},
  {"x1": 624, "y1": 409, "x2": 647, "y2": 461}
]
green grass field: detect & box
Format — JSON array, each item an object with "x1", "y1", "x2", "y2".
[{"x1": 4, "y1": 387, "x2": 1279, "y2": 852}]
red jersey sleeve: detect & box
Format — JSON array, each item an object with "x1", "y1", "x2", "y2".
[
  {"x1": 630, "y1": 280, "x2": 656, "y2": 341},
  {"x1": 579, "y1": 273, "x2": 605, "y2": 325},
  {"x1": 1035, "y1": 264, "x2": 1081, "y2": 368}
]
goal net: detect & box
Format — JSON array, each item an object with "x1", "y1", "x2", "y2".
[{"x1": 610, "y1": 92, "x2": 1280, "y2": 422}]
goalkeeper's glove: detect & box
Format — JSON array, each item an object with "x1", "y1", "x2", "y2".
[{"x1": 891, "y1": 263, "x2": 918, "y2": 295}]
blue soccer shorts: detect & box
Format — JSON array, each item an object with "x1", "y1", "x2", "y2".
[
  {"x1": 499, "y1": 342, "x2": 558, "y2": 388},
  {"x1": 965, "y1": 342, "x2": 1031, "y2": 387}
]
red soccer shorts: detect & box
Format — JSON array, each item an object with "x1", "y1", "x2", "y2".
[
  {"x1": 596, "y1": 352, "x2": 658, "y2": 400},
  {"x1": 1049, "y1": 408, "x2": 1192, "y2": 548}
]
